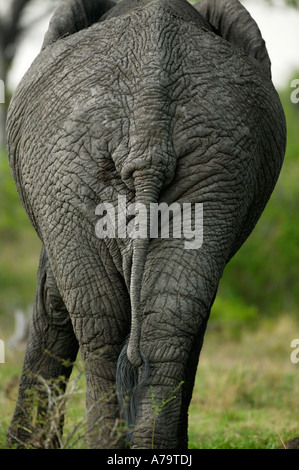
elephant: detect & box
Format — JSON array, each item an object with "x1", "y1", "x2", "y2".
[{"x1": 6, "y1": 0, "x2": 286, "y2": 449}]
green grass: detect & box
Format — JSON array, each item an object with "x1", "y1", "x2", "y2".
[
  {"x1": 188, "y1": 315, "x2": 299, "y2": 449},
  {"x1": 1, "y1": 315, "x2": 298, "y2": 449},
  {"x1": 0, "y1": 349, "x2": 23, "y2": 448},
  {"x1": 0, "y1": 349, "x2": 88, "y2": 449}
]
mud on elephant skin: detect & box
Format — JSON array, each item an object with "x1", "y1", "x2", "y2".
[{"x1": 6, "y1": 0, "x2": 285, "y2": 449}]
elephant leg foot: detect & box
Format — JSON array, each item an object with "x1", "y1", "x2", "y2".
[
  {"x1": 81, "y1": 344, "x2": 128, "y2": 449},
  {"x1": 46, "y1": 241, "x2": 131, "y2": 449},
  {"x1": 126, "y1": 243, "x2": 217, "y2": 449},
  {"x1": 127, "y1": 313, "x2": 207, "y2": 450},
  {"x1": 130, "y1": 370, "x2": 186, "y2": 449},
  {"x1": 130, "y1": 276, "x2": 212, "y2": 447},
  {"x1": 7, "y1": 246, "x2": 78, "y2": 449},
  {"x1": 71, "y1": 280, "x2": 130, "y2": 448}
]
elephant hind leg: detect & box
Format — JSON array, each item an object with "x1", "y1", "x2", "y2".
[{"x1": 7, "y1": 245, "x2": 79, "y2": 449}]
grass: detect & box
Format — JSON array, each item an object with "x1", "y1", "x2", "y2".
[
  {"x1": 188, "y1": 315, "x2": 299, "y2": 449},
  {"x1": 0, "y1": 349, "x2": 88, "y2": 449},
  {"x1": 0, "y1": 349, "x2": 23, "y2": 447},
  {"x1": 1, "y1": 314, "x2": 298, "y2": 449}
]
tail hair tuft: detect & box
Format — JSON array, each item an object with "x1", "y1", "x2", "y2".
[{"x1": 116, "y1": 337, "x2": 149, "y2": 444}]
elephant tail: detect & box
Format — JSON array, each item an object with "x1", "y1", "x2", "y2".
[
  {"x1": 127, "y1": 175, "x2": 163, "y2": 368},
  {"x1": 116, "y1": 336, "x2": 149, "y2": 440},
  {"x1": 116, "y1": 174, "x2": 164, "y2": 438}
]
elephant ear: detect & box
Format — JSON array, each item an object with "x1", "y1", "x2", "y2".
[
  {"x1": 194, "y1": 0, "x2": 271, "y2": 78},
  {"x1": 42, "y1": 0, "x2": 116, "y2": 49}
]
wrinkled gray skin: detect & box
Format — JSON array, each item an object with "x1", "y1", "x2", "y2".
[{"x1": 7, "y1": 0, "x2": 285, "y2": 449}]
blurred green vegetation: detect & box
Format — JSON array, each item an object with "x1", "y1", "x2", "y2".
[
  {"x1": 0, "y1": 147, "x2": 41, "y2": 322},
  {"x1": 211, "y1": 87, "x2": 299, "y2": 328}
]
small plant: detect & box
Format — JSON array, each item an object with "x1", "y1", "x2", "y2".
[
  {"x1": 7, "y1": 356, "x2": 126, "y2": 449},
  {"x1": 8, "y1": 364, "x2": 87, "y2": 449},
  {"x1": 150, "y1": 381, "x2": 184, "y2": 449}
]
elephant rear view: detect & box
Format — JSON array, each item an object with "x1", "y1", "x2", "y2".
[{"x1": 6, "y1": 0, "x2": 286, "y2": 449}]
